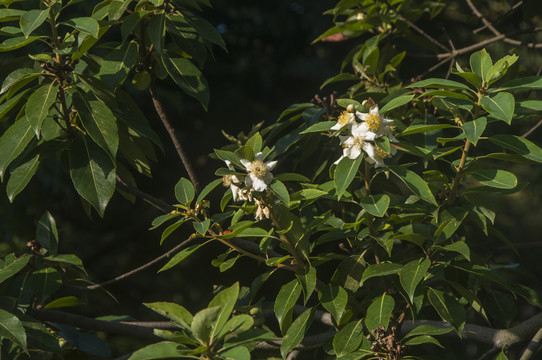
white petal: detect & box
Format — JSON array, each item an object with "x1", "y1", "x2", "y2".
[
  {"x1": 225, "y1": 160, "x2": 232, "y2": 169},
  {"x1": 338, "y1": 135, "x2": 350, "y2": 145},
  {"x1": 370, "y1": 105, "x2": 380, "y2": 115},
  {"x1": 363, "y1": 142, "x2": 376, "y2": 158},
  {"x1": 353, "y1": 123, "x2": 376, "y2": 141},
  {"x1": 254, "y1": 152, "x2": 263, "y2": 161},
  {"x1": 334, "y1": 155, "x2": 344, "y2": 165},
  {"x1": 231, "y1": 184, "x2": 240, "y2": 201},
  {"x1": 343, "y1": 136, "x2": 355, "y2": 146},
  {"x1": 252, "y1": 177, "x2": 268, "y2": 192},
  {"x1": 331, "y1": 123, "x2": 344, "y2": 131},
  {"x1": 245, "y1": 174, "x2": 253, "y2": 188},
  {"x1": 263, "y1": 171, "x2": 274, "y2": 184},
  {"x1": 356, "y1": 111, "x2": 368, "y2": 120},
  {"x1": 347, "y1": 145, "x2": 362, "y2": 159},
  {"x1": 240, "y1": 159, "x2": 251, "y2": 170},
  {"x1": 382, "y1": 118, "x2": 394, "y2": 125},
  {"x1": 266, "y1": 160, "x2": 278, "y2": 171}
]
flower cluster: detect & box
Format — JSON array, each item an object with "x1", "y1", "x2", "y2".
[
  {"x1": 221, "y1": 152, "x2": 276, "y2": 220},
  {"x1": 333, "y1": 104, "x2": 397, "y2": 167}
]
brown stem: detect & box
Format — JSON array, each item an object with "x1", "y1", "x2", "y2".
[
  {"x1": 116, "y1": 174, "x2": 174, "y2": 213},
  {"x1": 522, "y1": 119, "x2": 542, "y2": 138},
  {"x1": 395, "y1": 13, "x2": 449, "y2": 52},
  {"x1": 520, "y1": 327, "x2": 542, "y2": 360},
  {"x1": 447, "y1": 140, "x2": 471, "y2": 206},
  {"x1": 149, "y1": 82, "x2": 200, "y2": 192}
]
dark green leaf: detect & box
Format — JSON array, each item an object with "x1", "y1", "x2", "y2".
[
  {"x1": 29, "y1": 267, "x2": 62, "y2": 303},
  {"x1": 26, "y1": 82, "x2": 58, "y2": 136},
  {"x1": 299, "y1": 121, "x2": 336, "y2": 134},
  {"x1": 296, "y1": 267, "x2": 316, "y2": 305},
  {"x1": 389, "y1": 165, "x2": 437, "y2": 205},
  {"x1": 221, "y1": 346, "x2": 250, "y2": 360},
  {"x1": 470, "y1": 169, "x2": 517, "y2": 189},
  {"x1": 20, "y1": 9, "x2": 48, "y2": 38},
  {"x1": 461, "y1": 117, "x2": 486, "y2": 146},
  {"x1": 404, "y1": 325, "x2": 453, "y2": 338},
  {"x1": 44, "y1": 296, "x2": 83, "y2": 309},
  {"x1": 280, "y1": 307, "x2": 314, "y2": 359},
  {"x1": 404, "y1": 335, "x2": 443, "y2": 347},
  {"x1": 191, "y1": 306, "x2": 221, "y2": 344},
  {"x1": 269, "y1": 179, "x2": 290, "y2": 204},
  {"x1": 275, "y1": 279, "x2": 302, "y2": 334},
  {"x1": 0, "y1": 36, "x2": 42, "y2": 52},
  {"x1": 208, "y1": 282, "x2": 239, "y2": 344},
  {"x1": 400, "y1": 259, "x2": 430, "y2": 302},
  {"x1": 333, "y1": 320, "x2": 364, "y2": 357},
  {"x1": 0, "y1": 308, "x2": 27, "y2": 351},
  {"x1": 360, "y1": 194, "x2": 390, "y2": 217},
  {"x1": 0, "y1": 116, "x2": 35, "y2": 180},
  {"x1": 61, "y1": 17, "x2": 99, "y2": 37},
  {"x1": 196, "y1": 178, "x2": 223, "y2": 204},
  {"x1": 193, "y1": 219, "x2": 210, "y2": 235},
  {"x1": 318, "y1": 284, "x2": 348, "y2": 323},
  {"x1": 69, "y1": 136, "x2": 116, "y2": 216},
  {"x1": 427, "y1": 288, "x2": 466, "y2": 332},
  {"x1": 128, "y1": 341, "x2": 183, "y2": 360},
  {"x1": 470, "y1": 49, "x2": 492, "y2": 83},
  {"x1": 158, "y1": 244, "x2": 204, "y2": 272},
  {"x1": 400, "y1": 124, "x2": 456, "y2": 136},
  {"x1": 434, "y1": 241, "x2": 470, "y2": 260},
  {"x1": 162, "y1": 57, "x2": 209, "y2": 109},
  {"x1": 6, "y1": 153, "x2": 40, "y2": 202},
  {"x1": 361, "y1": 263, "x2": 401, "y2": 284},
  {"x1": 379, "y1": 94, "x2": 413, "y2": 113},
  {"x1": 499, "y1": 76, "x2": 542, "y2": 91},
  {"x1": 98, "y1": 41, "x2": 139, "y2": 88},
  {"x1": 488, "y1": 134, "x2": 542, "y2": 163},
  {"x1": 175, "y1": 177, "x2": 195, "y2": 205},
  {"x1": 36, "y1": 211, "x2": 58, "y2": 255},
  {"x1": 148, "y1": 11, "x2": 165, "y2": 54},
  {"x1": 408, "y1": 78, "x2": 471, "y2": 90},
  {"x1": 480, "y1": 92, "x2": 515, "y2": 124},
  {"x1": 185, "y1": 13, "x2": 226, "y2": 51},
  {"x1": 334, "y1": 155, "x2": 362, "y2": 200},
  {"x1": 0, "y1": 254, "x2": 30, "y2": 284},
  {"x1": 144, "y1": 302, "x2": 193, "y2": 329},
  {"x1": 365, "y1": 294, "x2": 395, "y2": 332}
]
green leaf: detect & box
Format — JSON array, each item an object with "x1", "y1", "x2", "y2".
[
  {"x1": 73, "y1": 92, "x2": 119, "y2": 159},
  {"x1": 400, "y1": 124, "x2": 456, "y2": 136},
  {"x1": 61, "y1": 17, "x2": 99, "y2": 37},
  {"x1": 280, "y1": 307, "x2": 314, "y2": 359},
  {"x1": 488, "y1": 134, "x2": 542, "y2": 163},
  {"x1": 360, "y1": 194, "x2": 390, "y2": 217},
  {"x1": 334, "y1": 155, "x2": 362, "y2": 200},
  {"x1": 216, "y1": 315, "x2": 253, "y2": 340},
  {"x1": 470, "y1": 169, "x2": 517, "y2": 189},
  {"x1": 29, "y1": 267, "x2": 62, "y2": 303},
  {"x1": 461, "y1": 117, "x2": 486, "y2": 146},
  {"x1": 333, "y1": 320, "x2": 364, "y2": 357},
  {"x1": 185, "y1": 13, "x2": 226, "y2": 51},
  {"x1": 69, "y1": 136, "x2": 116, "y2": 216},
  {"x1": 427, "y1": 288, "x2": 466, "y2": 332},
  {"x1": 0, "y1": 8, "x2": 25, "y2": 21},
  {"x1": 365, "y1": 294, "x2": 395, "y2": 332},
  {"x1": 379, "y1": 94, "x2": 414, "y2": 113},
  {"x1": 296, "y1": 267, "x2": 316, "y2": 305},
  {"x1": 158, "y1": 244, "x2": 204, "y2": 272},
  {"x1": 162, "y1": 56, "x2": 209, "y2": 109},
  {"x1": 223, "y1": 328, "x2": 275, "y2": 349},
  {"x1": 191, "y1": 306, "x2": 221, "y2": 344},
  {"x1": 269, "y1": 179, "x2": 290, "y2": 204},
  {"x1": 245, "y1": 133, "x2": 262, "y2": 153},
  {"x1": 389, "y1": 165, "x2": 437, "y2": 205},
  {"x1": 148, "y1": 11, "x2": 165, "y2": 54},
  {"x1": 44, "y1": 296, "x2": 83, "y2": 309},
  {"x1": 0, "y1": 117, "x2": 35, "y2": 180},
  {"x1": 434, "y1": 241, "x2": 470, "y2": 261},
  {"x1": 487, "y1": 54, "x2": 518, "y2": 84},
  {"x1": 6, "y1": 153, "x2": 40, "y2": 202},
  {"x1": 108, "y1": 0, "x2": 132, "y2": 21},
  {"x1": 400, "y1": 258, "x2": 430, "y2": 302},
  {"x1": 36, "y1": 211, "x2": 58, "y2": 255},
  {"x1": 45, "y1": 254, "x2": 86, "y2": 272},
  {"x1": 26, "y1": 82, "x2": 58, "y2": 137},
  {"x1": 144, "y1": 302, "x2": 193, "y2": 329},
  {"x1": 318, "y1": 284, "x2": 347, "y2": 323},
  {"x1": 0, "y1": 254, "x2": 30, "y2": 284},
  {"x1": 404, "y1": 335, "x2": 443, "y2": 347},
  {"x1": 275, "y1": 279, "x2": 302, "y2": 334},
  {"x1": 128, "y1": 342, "x2": 183, "y2": 360},
  {"x1": 299, "y1": 121, "x2": 336, "y2": 134},
  {"x1": 320, "y1": 73, "x2": 358, "y2": 89},
  {"x1": 480, "y1": 92, "x2": 515, "y2": 124},
  {"x1": 495, "y1": 349, "x2": 509, "y2": 360},
  {"x1": 361, "y1": 263, "x2": 401, "y2": 284},
  {"x1": 20, "y1": 9, "x2": 48, "y2": 38},
  {"x1": 98, "y1": 41, "x2": 139, "y2": 89},
  {"x1": 408, "y1": 78, "x2": 471, "y2": 90},
  {"x1": 175, "y1": 177, "x2": 195, "y2": 205},
  {"x1": 208, "y1": 282, "x2": 239, "y2": 344},
  {"x1": 193, "y1": 219, "x2": 210, "y2": 235},
  {"x1": 404, "y1": 325, "x2": 453, "y2": 338},
  {"x1": 221, "y1": 346, "x2": 250, "y2": 360},
  {"x1": 0, "y1": 308, "x2": 27, "y2": 351},
  {"x1": 499, "y1": 76, "x2": 542, "y2": 91},
  {"x1": 0, "y1": 35, "x2": 42, "y2": 52},
  {"x1": 195, "y1": 178, "x2": 222, "y2": 204},
  {"x1": 470, "y1": 49, "x2": 492, "y2": 83}
]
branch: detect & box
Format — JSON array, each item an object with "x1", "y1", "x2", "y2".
[
  {"x1": 149, "y1": 82, "x2": 200, "y2": 192},
  {"x1": 395, "y1": 13, "x2": 449, "y2": 52},
  {"x1": 522, "y1": 119, "x2": 542, "y2": 138},
  {"x1": 116, "y1": 175, "x2": 174, "y2": 213},
  {"x1": 520, "y1": 327, "x2": 542, "y2": 360}
]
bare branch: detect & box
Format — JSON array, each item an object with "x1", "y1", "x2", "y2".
[
  {"x1": 522, "y1": 119, "x2": 542, "y2": 138},
  {"x1": 473, "y1": 1, "x2": 523, "y2": 34},
  {"x1": 395, "y1": 13, "x2": 449, "y2": 52},
  {"x1": 116, "y1": 175, "x2": 174, "y2": 213},
  {"x1": 520, "y1": 327, "x2": 542, "y2": 360}
]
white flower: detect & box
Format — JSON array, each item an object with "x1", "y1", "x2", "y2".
[
  {"x1": 355, "y1": 105, "x2": 395, "y2": 141},
  {"x1": 222, "y1": 160, "x2": 247, "y2": 201},
  {"x1": 365, "y1": 144, "x2": 397, "y2": 168},
  {"x1": 240, "y1": 152, "x2": 278, "y2": 192},
  {"x1": 331, "y1": 110, "x2": 356, "y2": 131},
  {"x1": 254, "y1": 199, "x2": 270, "y2": 221},
  {"x1": 334, "y1": 124, "x2": 376, "y2": 164}
]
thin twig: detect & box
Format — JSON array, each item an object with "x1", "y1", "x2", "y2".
[
  {"x1": 149, "y1": 82, "x2": 200, "y2": 192},
  {"x1": 116, "y1": 175, "x2": 174, "y2": 213},
  {"x1": 395, "y1": 13, "x2": 449, "y2": 52},
  {"x1": 478, "y1": 347, "x2": 502, "y2": 360},
  {"x1": 85, "y1": 237, "x2": 195, "y2": 290},
  {"x1": 522, "y1": 119, "x2": 542, "y2": 138},
  {"x1": 473, "y1": 0, "x2": 523, "y2": 34},
  {"x1": 520, "y1": 327, "x2": 542, "y2": 360}
]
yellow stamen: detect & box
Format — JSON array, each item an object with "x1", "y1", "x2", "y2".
[
  {"x1": 338, "y1": 111, "x2": 351, "y2": 126},
  {"x1": 222, "y1": 175, "x2": 233, "y2": 187},
  {"x1": 375, "y1": 146, "x2": 389, "y2": 159},
  {"x1": 353, "y1": 137, "x2": 365, "y2": 147},
  {"x1": 365, "y1": 113, "x2": 381, "y2": 132},
  {"x1": 251, "y1": 160, "x2": 267, "y2": 178}
]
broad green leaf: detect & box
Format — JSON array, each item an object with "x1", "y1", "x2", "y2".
[
  {"x1": 470, "y1": 49, "x2": 492, "y2": 83},
  {"x1": 29, "y1": 267, "x2": 62, "y2": 303},
  {"x1": 128, "y1": 341, "x2": 182, "y2": 360},
  {"x1": 191, "y1": 306, "x2": 221, "y2": 344},
  {"x1": 299, "y1": 121, "x2": 336, "y2": 134},
  {"x1": 389, "y1": 165, "x2": 437, "y2": 205},
  {"x1": 26, "y1": 82, "x2": 58, "y2": 136},
  {"x1": 290, "y1": 188, "x2": 328, "y2": 201},
  {"x1": 0, "y1": 308, "x2": 27, "y2": 351},
  {"x1": 470, "y1": 169, "x2": 517, "y2": 189},
  {"x1": 296, "y1": 267, "x2": 316, "y2": 305},
  {"x1": 404, "y1": 325, "x2": 453, "y2": 338},
  {"x1": 320, "y1": 73, "x2": 358, "y2": 89},
  {"x1": 434, "y1": 207, "x2": 468, "y2": 241},
  {"x1": 193, "y1": 219, "x2": 210, "y2": 235},
  {"x1": 108, "y1": 0, "x2": 131, "y2": 20},
  {"x1": 121, "y1": 11, "x2": 146, "y2": 42},
  {"x1": 275, "y1": 279, "x2": 302, "y2": 334},
  {"x1": 487, "y1": 54, "x2": 518, "y2": 84},
  {"x1": 461, "y1": 117, "x2": 486, "y2": 146},
  {"x1": 20, "y1": 9, "x2": 48, "y2": 38},
  {"x1": 0, "y1": 88, "x2": 32, "y2": 118},
  {"x1": 185, "y1": 13, "x2": 226, "y2": 50},
  {"x1": 0, "y1": 36, "x2": 42, "y2": 52},
  {"x1": 223, "y1": 328, "x2": 275, "y2": 350},
  {"x1": 400, "y1": 259, "x2": 430, "y2": 302},
  {"x1": 61, "y1": 17, "x2": 99, "y2": 37},
  {"x1": 331, "y1": 254, "x2": 365, "y2": 293},
  {"x1": 208, "y1": 282, "x2": 239, "y2": 344},
  {"x1": 361, "y1": 263, "x2": 402, "y2": 284},
  {"x1": 0, "y1": 116, "x2": 35, "y2": 180},
  {"x1": 360, "y1": 194, "x2": 390, "y2": 217},
  {"x1": 148, "y1": 11, "x2": 165, "y2": 54},
  {"x1": 488, "y1": 134, "x2": 542, "y2": 163},
  {"x1": 404, "y1": 335, "x2": 443, "y2": 348},
  {"x1": 480, "y1": 92, "x2": 515, "y2": 124},
  {"x1": 365, "y1": 294, "x2": 395, "y2": 332},
  {"x1": 333, "y1": 320, "x2": 364, "y2": 357},
  {"x1": 69, "y1": 136, "x2": 116, "y2": 216},
  {"x1": 245, "y1": 133, "x2": 262, "y2": 153},
  {"x1": 216, "y1": 315, "x2": 253, "y2": 341},
  {"x1": 499, "y1": 76, "x2": 542, "y2": 91},
  {"x1": 221, "y1": 346, "x2": 250, "y2": 360},
  {"x1": 98, "y1": 41, "x2": 139, "y2": 88},
  {"x1": 269, "y1": 179, "x2": 290, "y2": 204},
  {"x1": 427, "y1": 288, "x2": 466, "y2": 332},
  {"x1": 408, "y1": 78, "x2": 471, "y2": 90},
  {"x1": 0, "y1": 8, "x2": 25, "y2": 21},
  {"x1": 144, "y1": 302, "x2": 193, "y2": 329},
  {"x1": 159, "y1": 244, "x2": 204, "y2": 272},
  {"x1": 36, "y1": 211, "x2": 59, "y2": 255},
  {"x1": 45, "y1": 254, "x2": 86, "y2": 272},
  {"x1": 73, "y1": 92, "x2": 118, "y2": 159},
  {"x1": 175, "y1": 177, "x2": 195, "y2": 205},
  {"x1": 334, "y1": 155, "x2": 362, "y2": 200},
  {"x1": 44, "y1": 296, "x2": 83, "y2": 309},
  {"x1": 318, "y1": 284, "x2": 348, "y2": 323},
  {"x1": 434, "y1": 241, "x2": 470, "y2": 260},
  {"x1": 0, "y1": 254, "x2": 30, "y2": 284},
  {"x1": 400, "y1": 124, "x2": 456, "y2": 136},
  {"x1": 280, "y1": 307, "x2": 314, "y2": 359},
  {"x1": 6, "y1": 153, "x2": 40, "y2": 202},
  {"x1": 162, "y1": 57, "x2": 209, "y2": 109},
  {"x1": 195, "y1": 178, "x2": 222, "y2": 204},
  {"x1": 379, "y1": 94, "x2": 414, "y2": 113}
]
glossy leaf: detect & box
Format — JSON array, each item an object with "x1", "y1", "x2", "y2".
[
  {"x1": 296, "y1": 266, "x2": 316, "y2": 305},
  {"x1": 221, "y1": 346, "x2": 250, "y2": 360},
  {"x1": 6, "y1": 153, "x2": 40, "y2": 202},
  {"x1": 69, "y1": 136, "x2": 116, "y2": 216},
  {"x1": 0, "y1": 36, "x2": 42, "y2": 52},
  {"x1": 61, "y1": 17, "x2": 99, "y2": 37},
  {"x1": 216, "y1": 315, "x2": 253, "y2": 341},
  {"x1": 269, "y1": 179, "x2": 290, "y2": 204},
  {"x1": 360, "y1": 194, "x2": 390, "y2": 217},
  {"x1": 427, "y1": 288, "x2": 466, "y2": 332},
  {"x1": 193, "y1": 219, "x2": 210, "y2": 235},
  {"x1": 44, "y1": 296, "x2": 83, "y2": 309},
  {"x1": 400, "y1": 258, "x2": 430, "y2": 302},
  {"x1": 0, "y1": 254, "x2": 30, "y2": 284},
  {"x1": 318, "y1": 284, "x2": 348, "y2": 323},
  {"x1": 280, "y1": 307, "x2": 314, "y2": 359},
  {"x1": 148, "y1": 11, "x2": 165, "y2": 54},
  {"x1": 208, "y1": 282, "x2": 239, "y2": 344},
  {"x1": 408, "y1": 78, "x2": 470, "y2": 90},
  {"x1": 0, "y1": 308, "x2": 27, "y2": 351},
  {"x1": 299, "y1": 120, "x2": 336, "y2": 134},
  {"x1": 389, "y1": 165, "x2": 437, "y2": 205},
  {"x1": 365, "y1": 294, "x2": 395, "y2": 332},
  {"x1": 404, "y1": 335, "x2": 443, "y2": 347},
  {"x1": 333, "y1": 320, "x2": 364, "y2": 357},
  {"x1": 158, "y1": 244, "x2": 204, "y2": 272},
  {"x1": 26, "y1": 82, "x2": 58, "y2": 136},
  {"x1": 461, "y1": 117, "x2": 486, "y2": 146},
  {"x1": 488, "y1": 134, "x2": 542, "y2": 163},
  {"x1": 36, "y1": 211, "x2": 58, "y2": 255},
  {"x1": 470, "y1": 49, "x2": 492, "y2": 83},
  {"x1": 191, "y1": 306, "x2": 221, "y2": 344},
  {"x1": 361, "y1": 263, "x2": 402, "y2": 284},
  {"x1": 162, "y1": 56, "x2": 209, "y2": 109},
  {"x1": 275, "y1": 279, "x2": 302, "y2": 334},
  {"x1": 379, "y1": 94, "x2": 414, "y2": 113},
  {"x1": 20, "y1": 9, "x2": 47, "y2": 38},
  {"x1": 0, "y1": 116, "x2": 34, "y2": 180},
  {"x1": 480, "y1": 92, "x2": 515, "y2": 124},
  {"x1": 404, "y1": 324, "x2": 453, "y2": 338},
  {"x1": 185, "y1": 13, "x2": 226, "y2": 50},
  {"x1": 144, "y1": 302, "x2": 193, "y2": 329},
  {"x1": 499, "y1": 76, "x2": 542, "y2": 91},
  {"x1": 98, "y1": 40, "x2": 139, "y2": 88},
  {"x1": 128, "y1": 341, "x2": 182, "y2": 360},
  {"x1": 334, "y1": 155, "x2": 362, "y2": 200},
  {"x1": 175, "y1": 177, "x2": 195, "y2": 205},
  {"x1": 470, "y1": 169, "x2": 517, "y2": 189},
  {"x1": 400, "y1": 124, "x2": 455, "y2": 136},
  {"x1": 29, "y1": 267, "x2": 62, "y2": 303}
]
